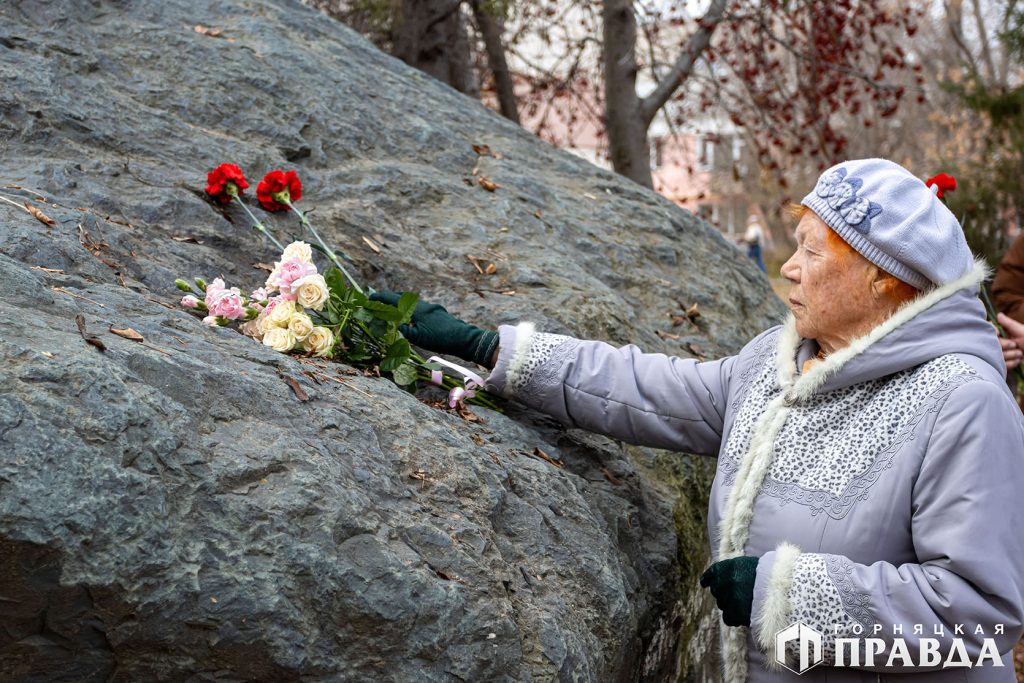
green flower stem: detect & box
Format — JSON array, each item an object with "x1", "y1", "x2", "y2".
[
  {"x1": 286, "y1": 201, "x2": 364, "y2": 295},
  {"x1": 233, "y1": 196, "x2": 286, "y2": 252},
  {"x1": 408, "y1": 352, "x2": 501, "y2": 410}
]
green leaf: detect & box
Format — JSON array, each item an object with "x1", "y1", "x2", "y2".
[
  {"x1": 361, "y1": 300, "x2": 405, "y2": 323},
  {"x1": 397, "y1": 291, "x2": 418, "y2": 325},
  {"x1": 392, "y1": 363, "x2": 418, "y2": 386},
  {"x1": 324, "y1": 267, "x2": 347, "y2": 297},
  {"x1": 379, "y1": 337, "x2": 411, "y2": 373}
]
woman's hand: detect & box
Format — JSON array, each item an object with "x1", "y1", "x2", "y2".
[
  {"x1": 700, "y1": 556, "x2": 759, "y2": 627},
  {"x1": 370, "y1": 291, "x2": 499, "y2": 369},
  {"x1": 997, "y1": 313, "x2": 1024, "y2": 370}
]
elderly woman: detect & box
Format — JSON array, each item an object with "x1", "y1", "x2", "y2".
[{"x1": 376, "y1": 159, "x2": 1024, "y2": 681}]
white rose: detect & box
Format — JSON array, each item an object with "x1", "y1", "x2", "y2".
[
  {"x1": 240, "y1": 318, "x2": 263, "y2": 340},
  {"x1": 280, "y1": 240, "x2": 314, "y2": 264},
  {"x1": 302, "y1": 326, "x2": 334, "y2": 356},
  {"x1": 292, "y1": 274, "x2": 329, "y2": 311},
  {"x1": 265, "y1": 264, "x2": 280, "y2": 291},
  {"x1": 289, "y1": 312, "x2": 314, "y2": 341},
  {"x1": 266, "y1": 299, "x2": 297, "y2": 328},
  {"x1": 262, "y1": 327, "x2": 296, "y2": 353},
  {"x1": 302, "y1": 326, "x2": 335, "y2": 357}
]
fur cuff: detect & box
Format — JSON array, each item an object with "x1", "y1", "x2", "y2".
[
  {"x1": 503, "y1": 322, "x2": 536, "y2": 394},
  {"x1": 753, "y1": 541, "x2": 802, "y2": 661}
]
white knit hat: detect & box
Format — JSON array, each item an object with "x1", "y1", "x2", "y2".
[{"x1": 800, "y1": 159, "x2": 973, "y2": 289}]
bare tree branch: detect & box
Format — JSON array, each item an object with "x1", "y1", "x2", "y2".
[
  {"x1": 970, "y1": 0, "x2": 999, "y2": 84},
  {"x1": 944, "y1": 0, "x2": 983, "y2": 77},
  {"x1": 639, "y1": 0, "x2": 729, "y2": 126},
  {"x1": 470, "y1": 0, "x2": 520, "y2": 123}
]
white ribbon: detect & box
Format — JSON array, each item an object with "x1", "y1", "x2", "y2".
[{"x1": 426, "y1": 356, "x2": 484, "y2": 407}]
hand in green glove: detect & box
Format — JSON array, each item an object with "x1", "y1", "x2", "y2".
[
  {"x1": 699, "y1": 556, "x2": 759, "y2": 627},
  {"x1": 369, "y1": 291, "x2": 499, "y2": 369}
]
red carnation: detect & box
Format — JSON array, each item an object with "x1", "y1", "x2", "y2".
[
  {"x1": 256, "y1": 169, "x2": 302, "y2": 212},
  {"x1": 925, "y1": 172, "x2": 956, "y2": 200},
  {"x1": 205, "y1": 163, "x2": 248, "y2": 205}
]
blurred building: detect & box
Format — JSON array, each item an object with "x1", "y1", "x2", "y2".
[{"x1": 508, "y1": 80, "x2": 771, "y2": 248}]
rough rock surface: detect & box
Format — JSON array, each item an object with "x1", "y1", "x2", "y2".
[{"x1": 0, "y1": 0, "x2": 786, "y2": 681}]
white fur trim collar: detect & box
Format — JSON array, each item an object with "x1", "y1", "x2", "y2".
[{"x1": 775, "y1": 258, "x2": 990, "y2": 401}]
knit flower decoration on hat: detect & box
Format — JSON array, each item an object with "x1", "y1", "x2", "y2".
[
  {"x1": 814, "y1": 167, "x2": 883, "y2": 234},
  {"x1": 925, "y1": 173, "x2": 957, "y2": 200}
]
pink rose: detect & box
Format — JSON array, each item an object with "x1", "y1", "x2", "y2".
[
  {"x1": 205, "y1": 277, "x2": 225, "y2": 300},
  {"x1": 207, "y1": 288, "x2": 246, "y2": 320},
  {"x1": 204, "y1": 278, "x2": 227, "y2": 310},
  {"x1": 202, "y1": 315, "x2": 220, "y2": 326},
  {"x1": 263, "y1": 296, "x2": 282, "y2": 316},
  {"x1": 181, "y1": 295, "x2": 199, "y2": 308},
  {"x1": 267, "y1": 258, "x2": 317, "y2": 300},
  {"x1": 248, "y1": 287, "x2": 269, "y2": 312}
]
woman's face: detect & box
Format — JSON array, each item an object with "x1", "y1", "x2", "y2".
[{"x1": 779, "y1": 211, "x2": 890, "y2": 353}]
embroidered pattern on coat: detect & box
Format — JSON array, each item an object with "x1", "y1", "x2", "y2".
[
  {"x1": 824, "y1": 554, "x2": 874, "y2": 628},
  {"x1": 720, "y1": 346, "x2": 781, "y2": 487},
  {"x1": 785, "y1": 554, "x2": 872, "y2": 665},
  {"x1": 508, "y1": 332, "x2": 581, "y2": 400},
  {"x1": 721, "y1": 354, "x2": 980, "y2": 518}
]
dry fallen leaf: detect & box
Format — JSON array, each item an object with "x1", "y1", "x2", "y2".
[
  {"x1": 478, "y1": 177, "x2": 498, "y2": 192},
  {"x1": 456, "y1": 403, "x2": 481, "y2": 422},
  {"x1": 685, "y1": 302, "x2": 701, "y2": 320},
  {"x1": 656, "y1": 329, "x2": 680, "y2": 341},
  {"x1": 194, "y1": 24, "x2": 223, "y2": 37},
  {"x1": 31, "y1": 266, "x2": 64, "y2": 274},
  {"x1": 278, "y1": 369, "x2": 310, "y2": 401},
  {"x1": 171, "y1": 235, "x2": 203, "y2": 243},
  {"x1": 600, "y1": 466, "x2": 623, "y2": 486},
  {"x1": 109, "y1": 326, "x2": 144, "y2": 342},
  {"x1": 471, "y1": 143, "x2": 493, "y2": 157},
  {"x1": 361, "y1": 235, "x2": 381, "y2": 254},
  {"x1": 466, "y1": 255, "x2": 484, "y2": 274},
  {"x1": 670, "y1": 315, "x2": 686, "y2": 327},
  {"x1": 531, "y1": 447, "x2": 564, "y2": 468},
  {"x1": 484, "y1": 263, "x2": 497, "y2": 275},
  {"x1": 75, "y1": 315, "x2": 106, "y2": 352},
  {"x1": 55, "y1": 286, "x2": 105, "y2": 307},
  {"x1": 253, "y1": 262, "x2": 275, "y2": 272},
  {"x1": 410, "y1": 469, "x2": 429, "y2": 481},
  {"x1": 24, "y1": 202, "x2": 56, "y2": 226}
]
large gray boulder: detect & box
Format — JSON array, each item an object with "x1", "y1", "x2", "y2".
[{"x1": 0, "y1": 0, "x2": 785, "y2": 680}]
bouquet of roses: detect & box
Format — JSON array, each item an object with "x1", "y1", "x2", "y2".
[{"x1": 174, "y1": 163, "x2": 497, "y2": 410}]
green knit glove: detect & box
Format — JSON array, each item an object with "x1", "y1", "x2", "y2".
[
  {"x1": 699, "y1": 556, "x2": 759, "y2": 627},
  {"x1": 369, "y1": 291, "x2": 499, "y2": 368}
]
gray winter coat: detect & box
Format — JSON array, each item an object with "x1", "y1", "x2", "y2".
[{"x1": 485, "y1": 261, "x2": 1024, "y2": 682}]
